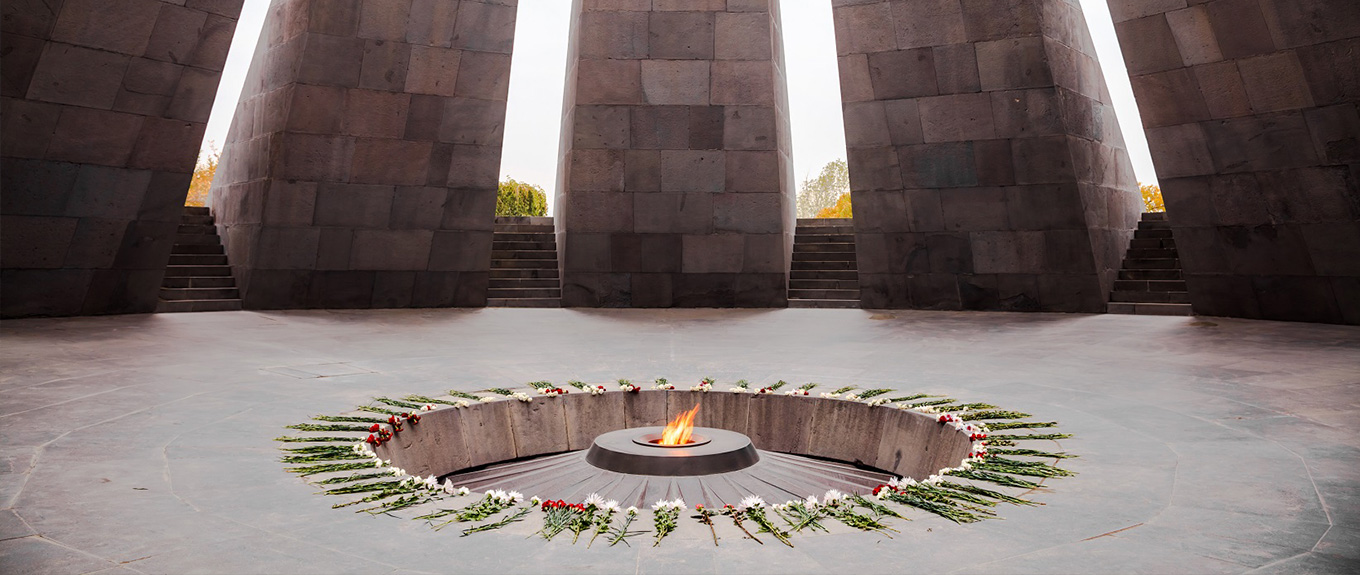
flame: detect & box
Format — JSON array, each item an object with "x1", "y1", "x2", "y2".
[{"x1": 658, "y1": 404, "x2": 700, "y2": 446}]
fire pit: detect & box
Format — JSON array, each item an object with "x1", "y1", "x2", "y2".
[{"x1": 586, "y1": 426, "x2": 759, "y2": 475}]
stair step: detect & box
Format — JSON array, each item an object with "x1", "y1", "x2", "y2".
[
  {"x1": 1125, "y1": 248, "x2": 1178, "y2": 259},
  {"x1": 486, "y1": 287, "x2": 562, "y2": 299},
  {"x1": 491, "y1": 250, "x2": 559, "y2": 260},
  {"x1": 1141, "y1": 212, "x2": 1168, "y2": 222},
  {"x1": 792, "y1": 251, "x2": 856, "y2": 262},
  {"x1": 490, "y1": 268, "x2": 560, "y2": 279},
  {"x1": 795, "y1": 234, "x2": 854, "y2": 244},
  {"x1": 487, "y1": 298, "x2": 561, "y2": 308},
  {"x1": 1137, "y1": 220, "x2": 1171, "y2": 230},
  {"x1": 795, "y1": 226, "x2": 855, "y2": 235},
  {"x1": 1122, "y1": 258, "x2": 1180, "y2": 270},
  {"x1": 164, "y1": 265, "x2": 232, "y2": 277},
  {"x1": 159, "y1": 287, "x2": 240, "y2": 300},
  {"x1": 793, "y1": 243, "x2": 856, "y2": 253},
  {"x1": 169, "y1": 254, "x2": 228, "y2": 266},
  {"x1": 789, "y1": 289, "x2": 860, "y2": 300},
  {"x1": 177, "y1": 224, "x2": 216, "y2": 235},
  {"x1": 492, "y1": 241, "x2": 556, "y2": 251},
  {"x1": 155, "y1": 298, "x2": 242, "y2": 313},
  {"x1": 489, "y1": 278, "x2": 560, "y2": 289},
  {"x1": 171, "y1": 243, "x2": 224, "y2": 255},
  {"x1": 493, "y1": 233, "x2": 556, "y2": 242},
  {"x1": 182, "y1": 206, "x2": 210, "y2": 216},
  {"x1": 1111, "y1": 291, "x2": 1191, "y2": 304},
  {"x1": 180, "y1": 214, "x2": 214, "y2": 225},
  {"x1": 788, "y1": 299, "x2": 861, "y2": 309},
  {"x1": 162, "y1": 276, "x2": 237, "y2": 288},
  {"x1": 174, "y1": 233, "x2": 222, "y2": 245},
  {"x1": 1129, "y1": 238, "x2": 1176, "y2": 250},
  {"x1": 791, "y1": 260, "x2": 857, "y2": 271},
  {"x1": 789, "y1": 279, "x2": 860, "y2": 290},
  {"x1": 1113, "y1": 279, "x2": 1187, "y2": 292},
  {"x1": 1118, "y1": 269, "x2": 1182, "y2": 281},
  {"x1": 1134, "y1": 228, "x2": 1174, "y2": 239},
  {"x1": 1107, "y1": 302, "x2": 1193, "y2": 316},
  {"x1": 491, "y1": 259, "x2": 560, "y2": 269},
  {"x1": 790, "y1": 270, "x2": 859, "y2": 280},
  {"x1": 493, "y1": 224, "x2": 555, "y2": 233}
]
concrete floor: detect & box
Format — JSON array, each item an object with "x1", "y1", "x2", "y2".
[{"x1": 1, "y1": 308, "x2": 1357, "y2": 574}]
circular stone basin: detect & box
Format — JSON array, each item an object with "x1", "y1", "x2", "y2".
[{"x1": 586, "y1": 426, "x2": 758, "y2": 476}]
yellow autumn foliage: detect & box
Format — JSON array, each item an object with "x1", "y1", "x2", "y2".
[
  {"x1": 816, "y1": 192, "x2": 853, "y2": 218},
  {"x1": 1140, "y1": 183, "x2": 1165, "y2": 213}
]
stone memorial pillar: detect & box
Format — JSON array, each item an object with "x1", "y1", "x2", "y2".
[
  {"x1": 556, "y1": 0, "x2": 796, "y2": 307},
  {"x1": 1108, "y1": 0, "x2": 1359, "y2": 324},
  {"x1": 833, "y1": 0, "x2": 1142, "y2": 312},
  {"x1": 2, "y1": 0, "x2": 244, "y2": 316},
  {"x1": 210, "y1": 0, "x2": 517, "y2": 308}
]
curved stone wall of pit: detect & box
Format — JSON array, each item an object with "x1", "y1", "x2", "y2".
[{"x1": 373, "y1": 391, "x2": 972, "y2": 481}]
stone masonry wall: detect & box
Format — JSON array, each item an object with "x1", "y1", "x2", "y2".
[
  {"x1": 833, "y1": 0, "x2": 1142, "y2": 311},
  {"x1": 1108, "y1": 0, "x2": 1360, "y2": 324},
  {"x1": 2, "y1": 0, "x2": 243, "y2": 317},
  {"x1": 210, "y1": 0, "x2": 516, "y2": 309},
  {"x1": 556, "y1": 0, "x2": 796, "y2": 307}
]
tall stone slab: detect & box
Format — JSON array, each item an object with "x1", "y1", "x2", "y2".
[
  {"x1": 210, "y1": 0, "x2": 516, "y2": 309},
  {"x1": 1, "y1": 0, "x2": 244, "y2": 317},
  {"x1": 833, "y1": 0, "x2": 1141, "y2": 312},
  {"x1": 556, "y1": 0, "x2": 796, "y2": 307},
  {"x1": 1108, "y1": 0, "x2": 1360, "y2": 324}
]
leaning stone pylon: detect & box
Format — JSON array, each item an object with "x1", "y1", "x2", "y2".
[
  {"x1": 211, "y1": 0, "x2": 518, "y2": 309},
  {"x1": 556, "y1": 0, "x2": 797, "y2": 307},
  {"x1": 833, "y1": 0, "x2": 1142, "y2": 312}
]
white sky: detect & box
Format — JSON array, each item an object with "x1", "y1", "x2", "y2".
[{"x1": 203, "y1": 0, "x2": 1157, "y2": 211}]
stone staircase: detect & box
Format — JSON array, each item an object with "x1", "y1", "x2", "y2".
[
  {"x1": 1108, "y1": 212, "x2": 1192, "y2": 316},
  {"x1": 789, "y1": 218, "x2": 860, "y2": 309},
  {"x1": 156, "y1": 206, "x2": 242, "y2": 313},
  {"x1": 488, "y1": 217, "x2": 561, "y2": 308}
]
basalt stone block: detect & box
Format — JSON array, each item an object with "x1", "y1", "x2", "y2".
[
  {"x1": 868, "y1": 49, "x2": 938, "y2": 100},
  {"x1": 458, "y1": 399, "x2": 517, "y2": 467},
  {"x1": 507, "y1": 397, "x2": 572, "y2": 458},
  {"x1": 746, "y1": 394, "x2": 813, "y2": 454},
  {"x1": 624, "y1": 149, "x2": 661, "y2": 190},
  {"x1": 623, "y1": 390, "x2": 669, "y2": 429},
  {"x1": 649, "y1": 11, "x2": 715, "y2": 60},
  {"x1": 563, "y1": 392, "x2": 627, "y2": 451},
  {"x1": 306, "y1": 270, "x2": 376, "y2": 308},
  {"x1": 685, "y1": 391, "x2": 749, "y2": 436}
]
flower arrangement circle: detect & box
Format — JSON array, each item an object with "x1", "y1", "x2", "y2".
[{"x1": 278, "y1": 379, "x2": 1075, "y2": 545}]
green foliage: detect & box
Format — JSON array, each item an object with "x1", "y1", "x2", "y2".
[
  {"x1": 496, "y1": 177, "x2": 548, "y2": 216},
  {"x1": 796, "y1": 159, "x2": 850, "y2": 218}
]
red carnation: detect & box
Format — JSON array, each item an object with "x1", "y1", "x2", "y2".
[
  {"x1": 366, "y1": 434, "x2": 377, "y2": 444},
  {"x1": 369, "y1": 423, "x2": 380, "y2": 432}
]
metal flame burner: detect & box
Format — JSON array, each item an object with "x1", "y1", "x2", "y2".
[{"x1": 586, "y1": 426, "x2": 759, "y2": 476}]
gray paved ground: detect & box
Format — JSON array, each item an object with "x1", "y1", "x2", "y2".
[{"x1": 1, "y1": 308, "x2": 1357, "y2": 574}]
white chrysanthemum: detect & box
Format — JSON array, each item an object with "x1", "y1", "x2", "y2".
[
  {"x1": 511, "y1": 392, "x2": 532, "y2": 402},
  {"x1": 729, "y1": 387, "x2": 747, "y2": 393},
  {"x1": 625, "y1": 506, "x2": 639, "y2": 515},
  {"x1": 442, "y1": 479, "x2": 456, "y2": 494},
  {"x1": 804, "y1": 495, "x2": 820, "y2": 508},
  {"x1": 867, "y1": 398, "x2": 890, "y2": 407},
  {"x1": 479, "y1": 396, "x2": 497, "y2": 403},
  {"x1": 584, "y1": 493, "x2": 606, "y2": 508},
  {"x1": 508, "y1": 491, "x2": 523, "y2": 503},
  {"x1": 456, "y1": 486, "x2": 470, "y2": 496},
  {"x1": 391, "y1": 467, "x2": 407, "y2": 477},
  {"x1": 604, "y1": 500, "x2": 621, "y2": 513},
  {"x1": 651, "y1": 499, "x2": 668, "y2": 511},
  {"x1": 874, "y1": 488, "x2": 889, "y2": 500},
  {"x1": 454, "y1": 400, "x2": 470, "y2": 408},
  {"x1": 844, "y1": 393, "x2": 861, "y2": 401},
  {"x1": 738, "y1": 495, "x2": 765, "y2": 510},
  {"x1": 819, "y1": 392, "x2": 841, "y2": 399},
  {"x1": 671, "y1": 498, "x2": 685, "y2": 509},
  {"x1": 822, "y1": 489, "x2": 846, "y2": 506},
  {"x1": 530, "y1": 496, "x2": 542, "y2": 506}
]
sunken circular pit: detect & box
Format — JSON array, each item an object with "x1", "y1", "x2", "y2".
[{"x1": 278, "y1": 381, "x2": 1073, "y2": 545}]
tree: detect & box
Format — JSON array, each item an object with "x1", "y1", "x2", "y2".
[
  {"x1": 816, "y1": 192, "x2": 853, "y2": 218},
  {"x1": 1140, "y1": 183, "x2": 1165, "y2": 213},
  {"x1": 496, "y1": 177, "x2": 549, "y2": 216},
  {"x1": 796, "y1": 159, "x2": 850, "y2": 218},
  {"x1": 184, "y1": 143, "x2": 219, "y2": 208}
]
